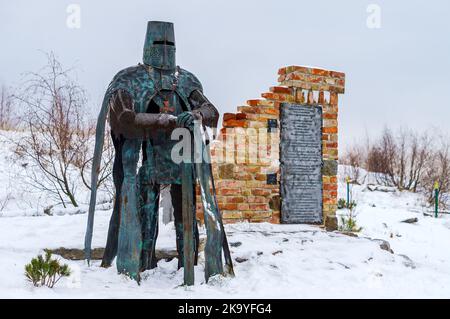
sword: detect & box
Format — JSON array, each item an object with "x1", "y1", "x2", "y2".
[{"x1": 84, "y1": 92, "x2": 110, "y2": 264}]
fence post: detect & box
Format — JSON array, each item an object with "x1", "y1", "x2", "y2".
[
  {"x1": 346, "y1": 176, "x2": 350, "y2": 208},
  {"x1": 434, "y1": 181, "x2": 439, "y2": 218}
]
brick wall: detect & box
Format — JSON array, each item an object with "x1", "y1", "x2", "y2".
[{"x1": 196, "y1": 65, "x2": 345, "y2": 227}]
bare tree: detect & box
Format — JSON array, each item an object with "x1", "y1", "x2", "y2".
[{"x1": 14, "y1": 53, "x2": 93, "y2": 208}]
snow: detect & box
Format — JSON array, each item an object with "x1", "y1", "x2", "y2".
[{"x1": 1, "y1": 130, "x2": 450, "y2": 298}]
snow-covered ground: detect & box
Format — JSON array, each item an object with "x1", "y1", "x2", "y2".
[{"x1": 1, "y1": 130, "x2": 450, "y2": 298}]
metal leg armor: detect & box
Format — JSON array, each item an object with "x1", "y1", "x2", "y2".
[
  {"x1": 101, "y1": 133, "x2": 124, "y2": 267},
  {"x1": 116, "y1": 139, "x2": 142, "y2": 282},
  {"x1": 138, "y1": 175, "x2": 160, "y2": 271}
]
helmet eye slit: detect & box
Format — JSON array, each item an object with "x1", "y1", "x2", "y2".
[{"x1": 153, "y1": 40, "x2": 175, "y2": 46}]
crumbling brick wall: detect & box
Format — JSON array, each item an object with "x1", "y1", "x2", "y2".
[{"x1": 196, "y1": 65, "x2": 345, "y2": 227}]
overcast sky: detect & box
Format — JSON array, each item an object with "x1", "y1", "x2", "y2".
[{"x1": 1, "y1": 0, "x2": 449, "y2": 151}]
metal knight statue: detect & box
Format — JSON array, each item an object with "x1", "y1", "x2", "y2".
[{"x1": 84, "y1": 21, "x2": 233, "y2": 284}]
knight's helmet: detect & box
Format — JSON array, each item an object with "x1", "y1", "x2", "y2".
[{"x1": 143, "y1": 21, "x2": 176, "y2": 70}]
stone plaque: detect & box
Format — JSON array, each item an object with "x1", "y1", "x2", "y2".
[{"x1": 280, "y1": 103, "x2": 323, "y2": 224}]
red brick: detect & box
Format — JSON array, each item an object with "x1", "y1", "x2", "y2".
[
  {"x1": 237, "y1": 203, "x2": 250, "y2": 210},
  {"x1": 218, "y1": 188, "x2": 241, "y2": 196},
  {"x1": 323, "y1": 113, "x2": 337, "y2": 119},
  {"x1": 255, "y1": 173, "x2": 267, "y2": 181},
  {"x1": 247, "y1": 99, "x2": 263, "y2": 107},
  {"x1": 252, "y1": 189, "x2": 271, "y2": 196},
  {"x1": 219, "y1": 203, "x2": 238, "y2": 211},
  {"x1": 330, "y1": 71, "x2": 345, "y2": 79},
  {"x1": 270, "y1": 86, "x2": 292, "y2": 95},
  {"x1": 323, "y1": 126, "x2": 338, "y2": 134},
  {"x1": 249, "y1": 203, "x2": 269, "y2": 210},
  {"x1": 260, "y1": 108, "x2": 279, "y2": 116},
  {"x1": 223, "y1": 113, "x2": 236, "y2": 121},
  {"x1": 326, "y1": 142, "x2": 338, "y2": 148},
  {"x1": 261, "y1": 92, "x2": 287, "y2": 101},
  {"x1": 311, "y1": 68, "x2": 330, "y2": 76},
  {"x1": 226, "y1": 196, "x2": 245, "y2": 203},
  {"x1": 247, "y1": 196, "x2": 267, "y2": 203},
  {"x1": 291, "y1": 66, "x2": 310, "y2": 74},
  {"x1": 323, "y1": 184, "x2": 338, "y2": 191},
  {"x1": 235, "y1": 172, "x2": 253, "y2": 181},
  {"x1": 223, "y1": 119, "x2": 248, "y2": 128},
  {"x1": 244, "y1": 166, "x2": 261, "y2": 174}
]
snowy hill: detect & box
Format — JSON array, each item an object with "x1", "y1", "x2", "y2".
[{"x1": 1, "y1": 130, "x2": 450, "y2": 298}]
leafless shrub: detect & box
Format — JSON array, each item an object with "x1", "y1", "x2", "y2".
[
  {"x1": 81, "y1": 125, "x2": 115, "y2": 199},
  {"x1": 421, "y1": 139, "x2": 450, "y2": 209},
  {"x1": 341, "y1": 144, "x2": 366, "y2": 184},
  {"x1": 345, "y1": 126, "x2": 450, "y2": 210},
  {"x1": 366, "y1": 128, "x2": 431, "y2": 192},
  {"x1": 0, "y1": 85, "x2": 17, "y2": 130},
  {"x1": 14, "y1": 52, "x2": 94, "y2": 208}
]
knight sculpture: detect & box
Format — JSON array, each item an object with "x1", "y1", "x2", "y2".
[{"x1": 84, "y1": 21, "x2": 233, "y2": 284}]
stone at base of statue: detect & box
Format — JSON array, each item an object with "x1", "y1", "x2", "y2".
[
  {"x1": 47, "y1": 247, "x2": 178, "y2": 261},
  {"x1": 324, "y1": 214, "x2": 338, "y2": 232}
]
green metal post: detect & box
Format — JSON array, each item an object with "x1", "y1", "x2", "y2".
[
  {"x1": 434, "y1": 181, "x2": 439, "y2": 218},
  {"x1": 346, "y1": 176, "x2": 350, "y2": 208}
]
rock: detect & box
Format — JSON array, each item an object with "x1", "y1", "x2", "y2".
[
  {"x1": 43, "y1": 205, "x2": 54, "y2": 216},
  {"x1": 257, "y1": 251, "x2": 263, "y2": 256},
  {"x1": 230, "y1": 241, "x2": 242, "y2": 247},
  {"x1": 47, "y1": 247, "x2": 179, "y2": 261},
  {"x1": 339, "y1": 231, "x2": 358, "y2": 237},
  {"x1": 272, "y1": 250, "x2": 283, "y2": 255},
  {"x1": 46, "y1": 247, "x2": 104, "y2": 260},
  {"x1": 399, "y1": 254, "x2": 416, "y2": 269},
  {"x1": 235, "y1": 257, "x2": 248, "y2": 263},
  {"x1": 401, "y1": 217, "x2": 418, "y2": 224},
  {"x1": 372, "y1": 239, "x2": 394, "y2": 254},
  {"x1": 325, "y1": 214, "x2": 338, "y2": 232},
  {"x1": 367, "y1": 185, "x2": 396, "y2": 193}
]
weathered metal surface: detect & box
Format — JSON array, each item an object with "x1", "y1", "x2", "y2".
[
  {"x1": 84, "y1": 85, "x2": 110, "y2": 263},
  {"x1": 194, "y1": 124, "x2": 224, "y2": 281},
  {"x1": 86, "y1": 21, "x2": 230, "y2": 285},
  {"x1": 143, "y1": 21, "x2": 176, "y2": 70},
  {"x1": 181, "y1": 162, "x2": 195, "y2": 286},
  {"x1": 266, "y1": 173, "x2": 277, "y2": 185},
  {"x1": 116, "y1": 139, "x2": 142, "y2": 281},
  {"x1": 267, "y1": 119, "x2": 278, "y2": 133},
  {"x1": 280, "y1": 103, "x2": 323, "y2": 224}
]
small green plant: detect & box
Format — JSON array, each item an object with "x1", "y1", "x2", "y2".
[
  {"x1": 338, "y1": 198, "x2": 357, "y2": 210},
  {"x1": 339, "y1": 215, "x2": 362, "y2": 233},
  {"x1": 25, "y1": 251, "x2": 71, "y2": 288}
]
